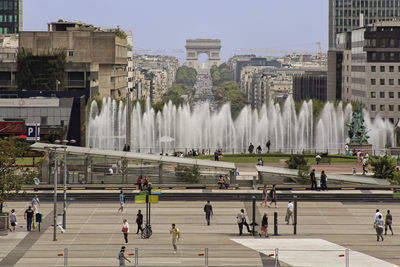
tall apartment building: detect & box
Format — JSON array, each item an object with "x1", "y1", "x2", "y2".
[
  {"x1": 0, "y1": 0, "x2": 22, "y2": 34},
  {"x1": 339, "y1": 20, "x2": 400, "y2": 124},
  {"x1": 19, "y1": 20, "x2": 128, "y2": 98},
  {"x1": 328, "y1": 0, "x2": 400, "y2": 101},
  {"x1": 329, "y1": 0, "x2": 400, "y2": 49}
]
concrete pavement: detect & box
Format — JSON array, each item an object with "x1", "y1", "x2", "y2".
[{"x1": 1, "y1": 200, "x2": 400, "y2": 266}]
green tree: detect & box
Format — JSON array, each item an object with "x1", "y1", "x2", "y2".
[
  {"x1": 210, "y1": 63, "x2": 233, "y2": 86},
  {"x1": 214, "y1": 81, "x2": 247, "y2": 119},
  {"x1": 175, "y1": 66, "x2": 197, "y2": 87},
  {"x1": 162, "y1": 84, "x2": 190, "y2": 106},
  {"x1": 0, "y1": 138, "x2": 37, "y2": 213},
  {"x1": 369, "y1": 156, "x2": 397, "y2": 179},
  {"x1": 17, "y1": 48, "x2": 66, "y2": 91},
  {"x1": 175, "y1": 165, "x2": 201, "y2": 183}
]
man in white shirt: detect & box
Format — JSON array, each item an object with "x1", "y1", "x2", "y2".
[
  {"x1": 375, "y1": 209, "x2": 383, "y2": 221},
  {"x1": 286, "y1": 201, "x2": 294, "y2": 225}
]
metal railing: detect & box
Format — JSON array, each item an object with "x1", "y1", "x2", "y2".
[{"x1": 0, "y1": 247, "x2": 354, "y2": 267}]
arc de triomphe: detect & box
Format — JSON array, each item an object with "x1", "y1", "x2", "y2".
[{"x1": 185, "y1": 39, "x2": 221, "y2": 70}]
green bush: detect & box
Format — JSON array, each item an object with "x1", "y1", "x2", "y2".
[
  {"x1": 297, "y1": 164, "x2": 311, "y2": 181},
  {"x1": 175, "y1": 165, "x2": 201, "y2": 184},
  {"x1": 387, "y1": 170, "x2": 400, "y2": 185},
  {"x1": 287, "y1": 155, "x2": 308, "y2": 169},
  {"x1": 369, "y1": 156, "x2": 397, "y2": 179}
]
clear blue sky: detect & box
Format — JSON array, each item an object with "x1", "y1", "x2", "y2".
[{"x1": 24, "y1": 0, "x2": 328, "y2": 61}]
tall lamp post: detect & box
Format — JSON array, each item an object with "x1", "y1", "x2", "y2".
[
  {"x1": 55, "y1": 139, "x2": 75, "y2": 230},
  {"x1": 45, "y1": 146, "x2": 59, "y2": 241}
]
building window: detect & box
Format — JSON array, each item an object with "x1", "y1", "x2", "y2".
[
  {"x1": 389, "y1": 118, "x2": 394, "y2": 124},
  {"x1": 380, "y1": 66, "x2": 385, "y2": 72},
  {"x1": 398, "y1": 92, "x2": 400, "y2": 98},
  {"x1": 380, "y1": 79, "x2": 385, "y2": 85},
  {"x1": 398, "y1": 105, "x2": 400, "y2": 111},
  {"x1": 371, "y1": 104, "x2": 376, "y2": 111},
  {"x1": 380, "y1": 105, "x2": 385, "y2": 111},
  {"x1": 371, "y1": 91, "x2": 376, "y2": 98},
  {"x1": 380, "y1": 92, "x2": 385, "y2": 98},
  {"x1": 371, "y1": 79, "x2": 376, "y2": 85},
  {"x1": 389, "y1": 92, "x2": 394, "y2": 98},
  {"x1": 389, "y1": 66, "x2": 394, "y2": 72},
  {"x1": 389, "y1": 79, "x2": 394, "y2": 85},
  {"x1": 40, "y1": 117, "x2": 48, "y2": 125},
  {"x1": 372, "y1": 52, "x2": 377, "y2": 61},
  {"x1": 371, "y1": 66, "x2": 376, "y2": 72},
  {"x1": 68, "y1": 51, "x2": 74, "y2": 57},
  {"x1": 389, "y1": 105, "x2": 394, "y2": 111}
]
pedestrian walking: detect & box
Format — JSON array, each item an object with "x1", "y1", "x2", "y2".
[
  {"x1": 117, "y1": 246, "x2": 131, "y2": 266},
  {"x1": 268, "y1": 184, "x2": 278, "y2": 208},
  {"x1": 9, "y1": 209, "x2": 17, "y2": 232},
  {"x1": 214, "y1": 150, "x2": 219, "y2": 161},
  {"x1": 204, "y1": 201, "x2": 213, "y2": 225},
  {"x1": 260, "y1": 184, "x2": 268, "y2": 207},
  {"x1": 375, "y1": 214, "x2": 384, "y2": 241},
  {"x1": 136, "y1": 210, "x2": 143, "y2": 234},
  {"x1": 266, "y1": 140, "x2": 271, "y2": 153},
  {"x1": 375, "y1": 209, "x2": 383, "y2": 221},
  {"x1": 320, "y1": 171, "x2": 328, "y2": 190},
  {"x1": 310, "y1": 169, "x2": 316, "y2": 190},
  {"x1": 169, "y1": 223, "x2": 180, "y2": 254},
  {"x1": 31, "y1": 195, "x2": 40, "y2": 214},
  {"x1": 285, "y1": 201, "x2": 294, "y2": 225},
  {"x1": 24, "y1": 206, "x2": 34, "y2": 231},
  {"x1": 259, "y1": 213, "x2": 269, "y2": 237},
  {"x1": 118, "y1": 190, "x2": 125, "y2": 213},
  {"x1": 236, "y1": 209, "x2": 251, "y2": 235},
  {"x1": 121, "y1": 219, "x2": 129, "y2": 243},
  {"x1": 385, "y1": 210, "x2": 394, "y2": 235}
]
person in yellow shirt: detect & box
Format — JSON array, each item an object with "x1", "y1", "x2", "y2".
[{"x1": 169, "y1": 223, "x2": 180, "y2": 253}]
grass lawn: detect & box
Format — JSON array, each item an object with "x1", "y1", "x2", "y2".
[
  {"x1": 195, "y1": 154, "x2": 357, "y2": 164},
  {"x1": 15, "y1": 157, "x2": 36, "y2": 165}
]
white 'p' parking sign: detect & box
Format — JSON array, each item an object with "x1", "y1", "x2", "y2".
[{"x1": 26, "y1": 124, "x2": 40, "y2": 141}]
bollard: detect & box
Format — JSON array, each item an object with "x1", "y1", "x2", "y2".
[
  {"x1": 274, "y1": 248, "x2": 279, "y2": 267},
  {"x1": 64, "y1": 248, "x2": 68, "y2": 267},
  {"x1": 274, "y1": 212, "x2": 278, "y2": 235},
  {"x1": 135, "y1": 248, "x2": 139, "y2": 267},
  {"x1": 205, "y1": 248, "x2": 208, "y2": 267},
  {"x1": 294, "y1": 195, "x2": 298, "y2": 235},
  {"x1": 345, "y1": 248, "x2": 349, "y2": 267},
  {"x1": 252, "y1": 196, "x2": 256, "y2": 236}
]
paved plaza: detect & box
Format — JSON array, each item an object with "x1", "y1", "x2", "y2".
[{"x1": 1, "y1": 198, "x2": 400, "y2": 266}]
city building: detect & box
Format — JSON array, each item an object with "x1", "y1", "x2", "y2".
[
  {"x1": 132, "y1": 54, "x2": 179, "y2": 103},
  {"x1": 0, "y1": 33, "x2": 18, "y2": 90},
  {"x1": 0, "y1": 0, "x2": 22, "y2": 34},
  {"x1": 293, "y1": 71, "x2": 328, "y2": 102},
  {"x1": 328, "y1": 0, "x2": 400, "y2": 101},
  {"x1": 18, "y1": 20, "x2": 129, "y2": 98},
  {"x1": 339, "y1": 20, "x2": 400, "y2": 124}
]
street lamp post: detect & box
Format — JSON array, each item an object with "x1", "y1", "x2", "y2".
[
  {"x1": 53, "y1": 149, "x2": 58, "y2": 241},
  {"x1": 55, "y1": 139, "x2": 75, "y2": 230}
]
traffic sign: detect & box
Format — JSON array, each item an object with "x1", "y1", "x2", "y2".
[{"x1": 26, "y1": 124, "x2": 40, "y2": 141}]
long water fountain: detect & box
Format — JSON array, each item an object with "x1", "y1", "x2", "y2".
[{"x1": 87, "y1": 97, "x2": 394, "y2": 154}]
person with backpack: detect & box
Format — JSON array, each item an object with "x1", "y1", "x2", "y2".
[{"x1": 236, "y1": 209, "x2": 251, "y2": 235}]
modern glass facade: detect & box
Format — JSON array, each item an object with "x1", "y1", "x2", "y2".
[
  {"x1": 329, "y1": 0, "x2": 400, "y2": 49},
  {"x1": 0, "y1": 0, "x2": 22, "y2": 34}
]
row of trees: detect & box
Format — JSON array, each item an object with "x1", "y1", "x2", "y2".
[{"x1": 210, "y1": 63, "x2": 233, "y2": 86}]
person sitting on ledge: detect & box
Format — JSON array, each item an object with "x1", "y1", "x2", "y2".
[{"x1": 217, "y1": 176, "x2": 225, "y2": 189}]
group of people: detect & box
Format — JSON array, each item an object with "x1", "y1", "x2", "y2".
[
  {"x1": 135, "y1": 176, "x2": 151, "y2": 191},
  {"x1": 248, "y1": 140, "x2": 272, "y2": 154},
  {"x1": 374, "y1": 209, "x2": 394, "y2": 242},
  {"x1": 9, "y1": 195, "x2": 41, "y2": 232},
  {"x1": 309, "y1": 169, "x2": 328, "y2": 191},
  {"x1": 217, "y1": 175, "x2": 231, "y2": 189},
  {"x1": 260, "y1": 184, "x2": 278, "y2": 208}
]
